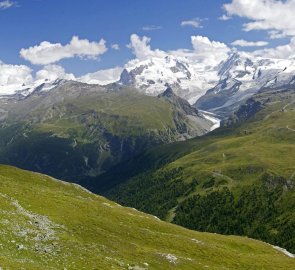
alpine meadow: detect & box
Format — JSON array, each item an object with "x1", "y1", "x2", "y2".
[{"x1": 0, "y1": 0, "x2": 294, "y2": 269}]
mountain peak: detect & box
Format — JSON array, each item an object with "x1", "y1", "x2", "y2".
[
  {"x1": 158, "y1": 86, "x2": 200, "y2": 116},
  {"x1": 119, "y1": 68, "x2": 133, "y2": 86},
  {"x1": 159, "y1": 86, "x2": 176, "y2": 98}
]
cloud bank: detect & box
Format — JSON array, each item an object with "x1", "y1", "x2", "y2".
[
  {"x1": 0, "y1": 61, "x2": 32, "y2": 86},
  {"x1": 223, "y1": 0, "x2": 295, "y2": 59},
  {"x1": 223, "y1": 0, "x2": 295, "y2": 38},
  {"x1": 20, "y1": 36, "x2": 107, "y2": 65},
  {"x1": 231, "y1": 39, "x2": 268, "y2": 47}
]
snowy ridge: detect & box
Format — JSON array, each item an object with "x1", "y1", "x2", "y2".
[
  {"x1": 120, "y1": 52, "x2": 295, "y2": 107},
  {"x1": 2, "y1": 52, "x2": 295, "y2": 110},
  {"x1": 218, "y1": 52, "x2": 295, "y2": 94},
  {"x1": 0, "y1": 79, "x2": 67, "y2": 99},
  {"x1": 120, "y1": 55, "x2": 219, "y2": 104}
]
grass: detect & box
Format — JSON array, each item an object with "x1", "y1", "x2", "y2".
[
  {"x1": 0, "y1": 165, "x2": 294, "y2": 269},
  {"x1": 104, "y1": 89, "x2": 295, "y2": 253}
]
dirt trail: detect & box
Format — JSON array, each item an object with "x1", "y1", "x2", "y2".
[{"x1": 286, "y1": 125, "x2": 295, "y2": 132}]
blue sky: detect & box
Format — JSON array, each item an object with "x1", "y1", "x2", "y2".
[{"x1": 0, "y1": 0, "x2": 294, "y2": 78}]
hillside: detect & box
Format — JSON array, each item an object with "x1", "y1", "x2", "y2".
[
  {"x1": 0, "y1": 165, "x2": 294, "y2": 269},
  {"x1": 0, "y1": 82, "x2": 212, "y2": 184},
  {"x1": 102, "y1": 87, "x2": 295, "y2": 253}
]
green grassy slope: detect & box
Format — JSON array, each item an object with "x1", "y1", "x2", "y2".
[
  {"x1": 0, "y1": 165, "x2": 294, "y2": 269},
  {"x1": 104, "y1": 88, "x2": 295, "y2": 253}
]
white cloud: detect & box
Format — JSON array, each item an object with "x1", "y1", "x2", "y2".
[
  {"x1": 181, "y1": 18, "x2": 203, "y2": 28},
  {"x1": 189, "y1": 36, "x2": 230, "y2": 65},
  {"x1": 268, "y1": 30, "x2": 286, "y2": 40},
  {"x1": 222, "y1": 0, "x2": 295, "y2": 59},
  {"x1": 0, "y1": 0, "x2": 15, "y2": 9},
  {"x1": 78, "y1": 67, "x2": 123, "y2": 85},
  {"x1": 127, "y1": 34, "x2": 230, "y2": 67},
  {"x1": 20, "y1": 36, "x2": 108, "y2": 65},
  {"x1": 231, "y1": 39, "x2": 268, "y2": 47},
  {"x1": 128, "y1": 34, "x2": 165, "y2": 59},
  {"x1": 191, "y1": 36, "x2": 229, "y2": 52},
  {"x1": 142, "y1": 25, "x2": 162, "y2": 31},
  {"x1": 223, "y1": 0, "x2": 295, "y2": 38},
  {"x1": 253, "y1": 38, "x2": 295, "y2": 59},
  {"x1": 0, "y1": 61, "x2": 32, "y2": 86},
  {"x1": 111, "y1": 44, "x2": 120, "y2": 50},
  {"x1": 218, "y1": 14, "x2": 231, "y2": 21},
  {"x1": 36, "y1": 65, "x2": 75, "y2": 81}
]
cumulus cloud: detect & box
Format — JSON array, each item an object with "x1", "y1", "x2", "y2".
[
  {"x1": 223, "y1": 0, "x2": 295, "y2": 38},
  {"x1": 253, "y1": 38, "x2": 295, "y2": 59},
  {"x1": 231, "y1": 39, "x2": 268, "y2": 47},
  {"x1": 142, "y1": 25, "x2": 162, "y2": 31},
  {"x1": 128, "y1": 34, "x2": 165, "y2": 59},
  {"x1": 0, "y1": 61, "x2": 32, "y2": 86},
  {"x1": 36, "y1": 65, "x2": 75, "y2": 81},
  {"x1": 189, "y1": 36, "x2": 230, "y2": 65},
  {"x1": 221, "y1": 0, "x2": 295, "y2": 59},
  {"x1": 111, "y1": 44, "x2": 120, "y2": 50},
  {"x1": 20, "y1": 36, "x2": 108, "y2": 65},
  {"x1": 0, "y1": 0, "x2": 15, "y2": 9},
  {"x1": 78, "y1": 67, "x2": 123, "y2": 85},
  {"x1": 127, "y1": 34, "x2": 230, "y2": 67},
  {"x1": 181, "y1": 18, "x2": 203, "y2": 28}
]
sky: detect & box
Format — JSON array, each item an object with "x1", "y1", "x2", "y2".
[{"x1": 1, "y1": 0, "x2": 295, "y2": 86}]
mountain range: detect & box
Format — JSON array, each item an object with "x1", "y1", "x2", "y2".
[
  {"x1": 3, "y1": 52, "x2": 295, "y2": 119},
  {"x1": 0, "y1": 45, "x2": 295, "y2": 266},
  {"x1": 120, "y1": 52, "x2": 295, "y2": 117}
]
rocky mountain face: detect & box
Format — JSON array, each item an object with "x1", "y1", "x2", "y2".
[
  {"x1": 0, "y1": 81, "x2": 213, "y2": 186},
  {"x1": 118, "y1": 55, "x2": 219, "y2": 104},
  {"x1": 221, "y1": 86, "x2": 295, "y2": 126},
  {"x1": 195, "y1": 53, "x2": 295, "y2": 116},
  {"x1": 117, "y1": 52, "x2": 295, "y2": 118}
]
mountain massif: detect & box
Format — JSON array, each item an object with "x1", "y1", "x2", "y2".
[
  {"x1": 119, "y1": 52, "x2": 295, "y2": 115},
  {"x1": 3, "y1": 52, "x2": 295, "y2": 118},
  {"x1": 0, "y1": 81, "x2": 213, "y2": 185}
]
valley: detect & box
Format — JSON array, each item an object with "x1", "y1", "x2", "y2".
[
  {"x1": 100, "y1": 87, "x2": 295, "y2": 253},
  {"x1": 0, "y1": 82, "x2": 213, "y2": 185},
  {"x1": 1, "y1": 3, "x2": 295, "y2": 267}
]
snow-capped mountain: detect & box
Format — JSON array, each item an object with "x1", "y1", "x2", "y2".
[
  {"x1": 195, "y1": 52, "x2": 295, "y2": 113},
  {"x1": 118, "y1": 52, "x2": 295, "y2": 112},
  {"x1": 119, "y1": 55, "x2": 219, "y2": 104},
  {"x1": 2, "y1": 51, "x2": 295, "y2": 119},
  {"x1": 0, "y1": 78, "x2": 67, "y2": 99}
]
